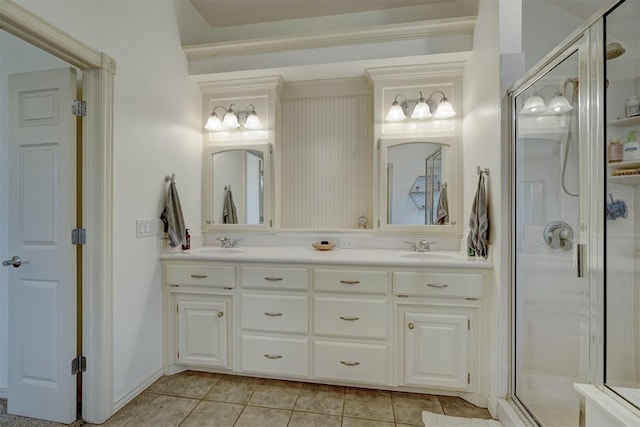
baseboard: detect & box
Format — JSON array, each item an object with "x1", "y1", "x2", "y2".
[
  {"x1": 112, "y1": 365, "x2": 163, "y2": 414},
  {"x1": 488, "y1": 396, "x2": 498, "y2": 418},
  {"x1": 497, "y1": 398, "x2": 529, "y2": 427},
  {"x1": 0, "y1": 386, "x2": 7, "y2": 399}
]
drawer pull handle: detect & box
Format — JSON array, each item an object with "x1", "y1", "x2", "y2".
[
  {"x1": 340, "y1": 280, "x2": 360, "y2": 285},
  {"x1": 264, "y1": 277, "x2": 283, "y2": 281},
  {"x1": 217, "y1": 311, "x2": 224, "y2": 318},
  {"x1": 408, "y1": 322, "x2": 414, "y2": 329},
  {"x1": 264, "y1": 354, "x2": 283, "y2": 360},
  {"x1": 340, "y1": 361, "x2": 360, "y2": 367},
  {"x1": 427, "y1": 283, "x2": 448, "y2": 288},
  {"x1": 264, "y1": 312, "x2": 283, "y2": 317},
  {"x1": 191, "y1": 274, "x2": 208, "y2": 279},
  {"x1": 339, "y1": 316, "x2": 360, "y2": 321},
  {"x1": 223, "y1": 287, "x2": 233, "y2": 290},
  {"x1": 169, "y1": 284, "x2": 179, "y2": 287}
]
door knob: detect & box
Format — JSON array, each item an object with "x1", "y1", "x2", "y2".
[
  {"x1": 2, "y1": 256, "x2": 21, "y2": 268},
  {"x1": 408, "y1": 322, "x2": 414, "y2": 329}
]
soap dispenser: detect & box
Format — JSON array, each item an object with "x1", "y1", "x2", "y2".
[{"x1": 623, "y1": 131, "x2": 640, "y2": 161}]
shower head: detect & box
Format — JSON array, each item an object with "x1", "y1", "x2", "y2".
[{"x1": 606, "y1": 42, "x2": 626, "y2": 60}]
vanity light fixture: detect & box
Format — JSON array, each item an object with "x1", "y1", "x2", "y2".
[
  {"x1": 520, "y1": 82, "x2": 575, "y2": 116},
  {"x1": 204, "y1": 103, "x2": 263, "y2": 131},
  {"x1": 385, "y1": 90, "x2": 456, "y2": 122}
]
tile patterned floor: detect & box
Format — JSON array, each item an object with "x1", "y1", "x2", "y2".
[{"x1": 0, "y1": 371, "x2": 493, "y2": 426}]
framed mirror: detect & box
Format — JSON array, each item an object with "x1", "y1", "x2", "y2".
[
  {"x1": 203, "y1": 143, "x2": 272, "y2": 231},
  {"x1": 378, "y1": 137, "x2": 460, "y2": 234}
]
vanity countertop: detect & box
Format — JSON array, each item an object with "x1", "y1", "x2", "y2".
[{"x1": 160, "y1": 246, "x2": 492, "y2": 269}]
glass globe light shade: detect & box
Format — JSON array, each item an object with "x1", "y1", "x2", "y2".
[
  {"x1": 386, "y1": 101, "x2": 406, "y2": 121},
  {"x1": 243, "y1": 111, "x2": 262, "y2": 130},
  {"x1": 222, "y1": 109, "x2": 240, "y2": 128},
  {"x1": 433, "y1": 98, "x2": 456, "y2": 119},
  {"x1": 520, "y1": 95, "x2": 547, "y2": 114},
  {"x1": 546, "y1": 93, "x2": 573, "y2": 114},
  {"x1": 204, "y1": 113, "x2": 223, "y2": 131},
  {"x1": 411, "y1": 98, "x2": 432, "y2": 119}
]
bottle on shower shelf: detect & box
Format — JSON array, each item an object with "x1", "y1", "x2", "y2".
[{"x1": 608, "y1": 137, "x2": 623, "y2": 163}]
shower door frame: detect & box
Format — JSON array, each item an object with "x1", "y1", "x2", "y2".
[{"x1": 507, "y1": 21, "x2": 606, "y2": 426}]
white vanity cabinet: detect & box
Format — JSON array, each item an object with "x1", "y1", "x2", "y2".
[
  {"x1": 394, "y1": 270, "x2": 484, "y2": 393},
  {"x1": 161, "y1": 252, "x2": 490, "y2": 405},
  {"x1": 163, "y1": 262, "x2": 235, "y2": 374},
  {"x1": 239, "y1": 265, "x2": 310, "y2": 378}
]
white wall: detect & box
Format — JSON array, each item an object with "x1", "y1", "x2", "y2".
[
  {"x1": 15, "y1": 0, "x2": 205, "y2": 408},
  {"x1": 0, "y1": 29, "x2": 71, "y2": 396},
  {"x1": 463, "y1": 0, "x2": 502, "y2": 413}
]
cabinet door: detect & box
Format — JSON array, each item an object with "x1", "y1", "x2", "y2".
[
  {"x1": 177, "y1": 299, "x2": 228, "y2": 368},
  {"x1": 404, "y1": 311, "x2": 470, "y2": 390}
]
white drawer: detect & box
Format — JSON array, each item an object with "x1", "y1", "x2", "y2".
[
  {"x1": 241, "y1": 266, "x2": 308, "y2": 290},
  {"x1": 314, "y1": 297, "x2": 387, "y2": 339},
  {"x1": 314, "y1": 269, "x2": 388, "y2": 294},
  {"x1": 165, "y1": 264, "x2": 235, "y2": 288},
  {"x1": 241, "y1": 335, "x2": 308, "y2": 377},
  {"x1": 313, "y1": 340, "x2": 387, "y2": 385},
  {"x1": 393, "y1": 271, "x2": 483, "y2": 298},
  {"x1": 241, "y1": 294, "x2": 308, "y2": 334}
]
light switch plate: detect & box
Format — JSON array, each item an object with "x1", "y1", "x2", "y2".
[{"x1": 136, "y1": 218, "x2": 161, "y2": 238}]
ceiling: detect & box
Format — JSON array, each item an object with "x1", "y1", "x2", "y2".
[{"x1": 189, "y1": 0, "x2": 444, "y2": 28}]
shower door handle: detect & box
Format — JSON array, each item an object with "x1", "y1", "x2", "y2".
[{"x1": 576, "y1": 243, "x2": 586, "y2": 278}]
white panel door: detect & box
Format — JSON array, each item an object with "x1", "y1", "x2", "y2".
[
  {"x1": 7, "y1": 68, "x2": 78, "y2": 423},
  {"x1": 177, "y1": 299, "x2": 228, "y2": 368},
  {"x1": 405, "y1": 311, "x2": 470, "y2": 390}
]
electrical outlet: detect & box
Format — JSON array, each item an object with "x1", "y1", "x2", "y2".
[{"x1": 339, "y1": 239, "x2": 355, "y2": 249}]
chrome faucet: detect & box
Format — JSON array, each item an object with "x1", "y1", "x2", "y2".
[
  {"x1": 217, "y1": 237, "x2": 243, "y2": 248},
  {"x1": 217, "y1": 237, "x2": 231, "y2": 248},
  {"x1": 417, "y1": 240, "x2": 436, "y2": 252},
  {"x1": 404, "y1": 240, "x2": 437, "y2": 252}
]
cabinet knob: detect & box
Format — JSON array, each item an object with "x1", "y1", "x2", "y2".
[
  {"x1": 408, "y1": 322, "x2": 414, "y2": 329},
  {"x1": 217, "y1": 311, "x2": 224, "y2": 318}
]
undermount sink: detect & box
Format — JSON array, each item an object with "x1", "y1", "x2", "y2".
[
  {"x1": 397, "y1": 251, "x2": 459, "y2": 259},
  {"x1": 196, "y1": 247, "x2": 244, "y2": 254}
]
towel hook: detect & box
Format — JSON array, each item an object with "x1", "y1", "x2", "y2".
[
  {"x1": 164, "y1": 173, "x2": 175, "y2": 183},
  {"x1": 224, "y1": 184, "x2": 231, "y2": 191},
  {"x1": 477, "y1": 166, "x2": 490, "y2": 176}
]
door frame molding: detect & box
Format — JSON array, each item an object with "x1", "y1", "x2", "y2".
[{"x1": 1, "y1": 0, "x2": 114, "y2": 423}]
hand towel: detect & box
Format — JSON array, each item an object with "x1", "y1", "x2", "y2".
[
  {"x1": 436, "y1": 185, "x2": 449, "y2": 225},
  {"x1": 467, "y1": 174, "x2": 489, "y2": 258},
  {"x1": 223, "y1": 189, "x2": 238, "y2": 224},
  {"x1": 160, "y1": 181, "x2": 186, "y2": 247}
]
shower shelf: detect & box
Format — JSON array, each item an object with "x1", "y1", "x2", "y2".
[
  {"x1": 608, "y1": 174, "x2": 640, "y2": 186},
  {"x1": 608, "y1": 116, "x2": 640, "y2": 127},
  {"x1": 607, "y1": 160, "x2": 640, "y2": 169}
]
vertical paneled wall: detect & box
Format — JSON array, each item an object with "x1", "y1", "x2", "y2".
[{"x1": 281, "y1": 95, "x2": 373, "y2": 229}]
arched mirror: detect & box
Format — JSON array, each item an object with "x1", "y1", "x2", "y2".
[
  {"x1": 203, "y1": 143, "x2": 272, "y2": 231},
  {"x1": 378, "y1": 137, "x2": 460, "y2": 234}
]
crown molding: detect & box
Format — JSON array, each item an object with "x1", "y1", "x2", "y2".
[
  {"x1": 183, "y1": 16, "x2": 476, "y2": 60},
  {"x1": 365, "y1": 61, "x2": 467, "y2": 83},
  {"x1": 199, "y1": 75, "x2": 285, "y2": 95},
  {"x1": 0, "y1": 0, "x2": 115, "y2": 72}
]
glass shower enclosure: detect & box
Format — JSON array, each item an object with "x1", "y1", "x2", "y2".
[{"x1": 511, "y1": 0, "x2": 640, "y2": 423}]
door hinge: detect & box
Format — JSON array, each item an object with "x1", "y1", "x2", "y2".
[
  {"x1": 72, "y1": 356, "x2": 86, "y2": 375},
  {"x1": 72, "y1": 100, "x2": 87, "y2": 117},
  {"x1": 377, "y1": 139, "x2": 381, "y2": 150},
  {"x1": 468, "y1": 319, "x2": 470, "y2": 330},
  {"x1": 71, "y1": 228, "x2": 87, "y2": 245},
  {"x1": 269, "y1": 220, "x2": 273, "y2": 227},
  {"x1": 468, "y1": 373, "x2": 470, "y2": 384}
]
